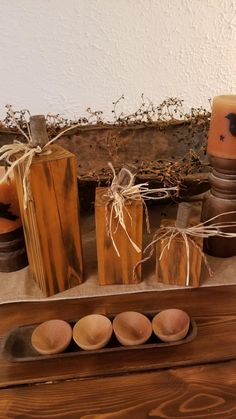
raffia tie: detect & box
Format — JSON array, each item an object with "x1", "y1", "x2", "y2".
[
  {"x1": 133, "y1": 211, "x2": 236, "y2": 286},
  {"x1": 105, "y1": 163, "x2": 178, "y2": 257},
  {"x1": 0, "y1": 114, "x2": 82, "y2": 209},
  {"x1": 0, "y1": 141, "x2": 51, "y2": 209}
]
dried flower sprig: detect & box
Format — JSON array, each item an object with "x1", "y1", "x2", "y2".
[
  {"x1": 0, "y1": 98, "x2": 210, "y2": 189},
  {"x1": 0, "y1": 96, "x2": 210, "y2": 134},
  {"x1": 77, "y1": 150, "x2": 209, "y2": 191}
]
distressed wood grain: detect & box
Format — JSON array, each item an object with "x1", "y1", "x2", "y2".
[
  {"x1": 0, "y1": 123, "x2": 210, "y2": 215},
  {"x1": 1, "y1": 286, "x2": 236, "y2": 388},
  {"x1": 156, "y1": 220, "x2": 203, "y2": 287},
  {"x1": 13, "y1": 144, "x2": 83, "y2": 296},
  {"x1": 95, "y1": 187, "x2": 142, "y2": 284},
  {"x1": 1, "y1": 361, "x2": 236, "y2": 418},
  {"x1": 0, "y1": 122, "x2": 209, "y2": 181}
]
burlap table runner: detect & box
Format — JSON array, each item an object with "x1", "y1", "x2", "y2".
[{"x1": 1, "y1": 203, "x2": 235, "y2": 304}]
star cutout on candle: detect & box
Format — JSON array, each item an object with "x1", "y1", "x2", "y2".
[{"x1": 219, "y1": 135, "x2": 225, "y2": 141}]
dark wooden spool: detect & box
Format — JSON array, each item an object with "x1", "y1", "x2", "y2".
[
  {"x1": 201, "y1": 155, "x2": 236, "y2": 257},
  {"x1": 0, "y1": 227, "x2": 28, "y2": 272}
]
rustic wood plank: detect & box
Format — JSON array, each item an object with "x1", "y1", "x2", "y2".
[
  {"x1": 1, "y1": 360, "x2": 236, "y2": 418},
  {"x1": 58, "y1": 123, "x2": 190, "y2": 177},
  {"x1": 0, "y1": 122, "x2": 210, "y2": 216},
  {"x1": 1, "y1": 286, "x2": 236, "y2": 387},
  {"x1": 0, "y1": 121, "x2": 208, "y2": 180},
  {"x1": 95, "y1": 187, "x2": 142, "y2": 284},
  {"x1": 0, "y1": 312, "x2": 234, "y2": 387}
]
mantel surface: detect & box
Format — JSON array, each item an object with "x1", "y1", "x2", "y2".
[{"x1": 1, "y1": 286, "x2": 236, "y2": 417}]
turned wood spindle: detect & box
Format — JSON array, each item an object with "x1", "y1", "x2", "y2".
[{"x1": 201, "y1": 95, "x2": 236, "y2": 257}]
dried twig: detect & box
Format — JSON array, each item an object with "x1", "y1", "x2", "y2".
[{"x1": 0, "y1": 98, "x2": 210, "y2": 188}]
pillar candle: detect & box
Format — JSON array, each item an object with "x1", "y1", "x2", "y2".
[
  {"x1": 0, "y1": 168, "x2": 22, "y2": 234},
  {"x1": 201, "y1": 95, "x2": 236, "y2": 257},
  {"x1": 208, "y1": 95, "x2": 236, "y2": 159}
]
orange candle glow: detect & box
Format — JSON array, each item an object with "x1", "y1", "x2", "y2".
[
  {"x1": 0, "y1": 168, "x2": 22, "y2": 234},
  {"x1": 208, "y1": 95, "x2": 236, "y2": 159}
]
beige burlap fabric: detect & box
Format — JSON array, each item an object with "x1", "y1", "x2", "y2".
[{"x1": 1, "y1": 203, "x2": 236, "y2": 304}]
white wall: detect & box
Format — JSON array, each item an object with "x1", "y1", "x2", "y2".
[{"x1": 0, "y1": 0, "x2": 236, "y2": 120}]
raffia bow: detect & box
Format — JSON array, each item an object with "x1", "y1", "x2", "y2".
[
  {"x1": 104, "y1": 163, "x2": 178, "y2": 257},
  {"x1": 133, "y1": 211, "x2": 236, "y2": 285},
  {"x1": 0, "y1": 105, "x2": 82, "y2": 209}
]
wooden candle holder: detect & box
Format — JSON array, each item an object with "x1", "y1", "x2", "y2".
[
  {"x1": 0, "y1": 227, "x2": 28, "y2": 272},
  {"x1": 0, "y1": 171, "x2": 28, "y2": 272},
  {"x1": 95, "y1": 187, "x2": 143, "y2": 285},
  {"x1": 201, "y1": 169, "x2": 236, "y2": 257},
  {"x1": 202, "y1": 95, "x2": 236, "y2": 257},
  {"x1": 156, "y1": 204, "x2": 203, "y2": 287},
  {"x1": 13, "y1": 116, "x2": 83, "y2": 296}
]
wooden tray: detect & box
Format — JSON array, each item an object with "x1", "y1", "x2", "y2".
[
  {"x1": 2, "y1": 287, "x2": 236, "y2": 388},
  {"x1": 2, "y1": 314, "x2": 197, "y2": 363}
]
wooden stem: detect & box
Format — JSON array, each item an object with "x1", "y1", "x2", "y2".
[
  {"x1": 116, "y1": 168, "x2": 133, "y2": 188},
  {"x1": 29, "y1": 115, "x2": 49, "y2": 147},
  {"x1": 176, "y1": 202, "x2": 192, "y2": 228}
]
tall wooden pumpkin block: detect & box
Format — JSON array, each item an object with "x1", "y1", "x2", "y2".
[
  {"x1": 95, "y1": 187, "x2": 143, "y2": 285},
  {"x1": 13, "y1": 116, "x2": 83, "y2": 296},
  {"x1": 156, "y1": 203, "x2": 203, "y2": 288}
]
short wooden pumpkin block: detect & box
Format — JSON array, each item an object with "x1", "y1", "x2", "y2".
[
  {"x1": 156, "y1": 219, "x2": 203, "y2": 287},
  {"x1": 95, "y1": 187, "x2": 143, "y2": 285}
]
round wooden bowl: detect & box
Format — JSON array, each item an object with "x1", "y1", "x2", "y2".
[
  {"x1": 152, "y1": 309, "x2": 190, "y2": 342},
  {"x1": 73, "y1": 314, "x2": 113, "y2": 351},
  {"x1": 113, "y1": 311, "x2": 152, "y2": 346},
  {"x1": 31, "y1": 319, "x2": 72, "y2": 355}
]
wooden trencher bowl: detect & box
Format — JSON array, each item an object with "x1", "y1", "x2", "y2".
[{"x1": 0, "y1": 168, "x2": 28, "y2": 272}]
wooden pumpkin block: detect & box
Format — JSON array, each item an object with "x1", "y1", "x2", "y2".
[
  {"x1": 14, "y1": 144, "x2": 83, "y2": 296},
  {"x1": 95, "y1": 187, "x2": 143, "y2": 285},
  {"x1": 156, "y1": 219, "x2": 203, "y2": 287}
]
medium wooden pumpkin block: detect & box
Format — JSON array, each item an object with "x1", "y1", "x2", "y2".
[
  {"x1": 95, "y1": 187, "x2": 143, "y2": 285},
  {"x1": 156, "y1": 219, "x2": 203, "y2": 287},
  {"x1": 14, "y1": 144, "x2": 83, "y2": 296}
]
